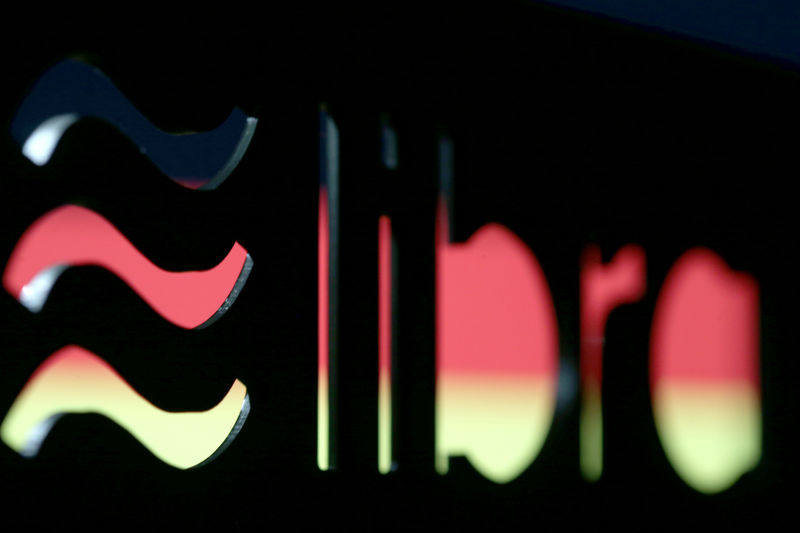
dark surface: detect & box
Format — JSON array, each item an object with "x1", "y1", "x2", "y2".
[{"x1": 0, "y1": 3, "x2": 797, "y2": 529}]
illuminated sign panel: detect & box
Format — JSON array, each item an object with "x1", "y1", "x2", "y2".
[{"x1": 0, "y1": 3, "x2": 795, "y2": 529}]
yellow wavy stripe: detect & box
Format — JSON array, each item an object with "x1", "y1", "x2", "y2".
[{"x1": 1, "y1": 346, "x2": 248, "y2": 469}]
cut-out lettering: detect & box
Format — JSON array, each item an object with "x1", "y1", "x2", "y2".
[
  {"x1": 650, "y1": 248, "x2": 760, "y2": 493},
  {"x1": 318, "y1": 108, "x2": 339, "y2": 470},
  {"x1": 435, "y1": 137, "x2": 558, "y2": 483},
  {"x1": 579, "y1": 244, "x2": 646, "y2": 481},
  {"x1": 378, "y1": 215, "x2": 394, "y2": 474}
]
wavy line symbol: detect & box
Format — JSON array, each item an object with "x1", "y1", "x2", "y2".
[
  {"x1": 11, "y1": 59, "x2": 257, "y2": 190},
  {"x1": 2, "y1": 205, "x2": 253, "y2": 329},
  {"x1": 0, "y1": 345, "x2": 249, "y2": 469}
]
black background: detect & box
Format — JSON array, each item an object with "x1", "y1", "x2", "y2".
[{"x1": 0, "y1": 2, "x2": 797, "y2": 529}]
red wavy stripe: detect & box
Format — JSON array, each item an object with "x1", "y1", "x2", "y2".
[{"x1": 3, "y1": 205, "x2": 251, "y2": 329}]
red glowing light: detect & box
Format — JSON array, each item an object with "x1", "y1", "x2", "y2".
[{"x1": 3, "y1": 204, "x2": 251, "y2": 329}]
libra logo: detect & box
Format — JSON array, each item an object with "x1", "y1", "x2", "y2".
[
  {"x1": 1, "y1": 59, "x2": 255, "y2": 468},
  {"x1": 315, "y1": 121, "x2": 761, "y2": 494},
  {"x1": 4, "y1": 59, "x2": 763, "y2": 492}
]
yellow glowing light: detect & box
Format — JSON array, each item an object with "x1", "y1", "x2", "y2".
[
  {"x1": 653, "y1": 382, "x2": 760, "y2": 494},
  {"x1": 1, "y1": 347, "x2": 248, "y2": 469},
  {"x1": 378, "y1": 370, "x2": 391, "y2": 474},
  {"x1": 580, "y1": 381, "x2": 602, "y2": 482},
  {"x1": 317, "y1": 374, "x2": 329, "y2": 471},
  {"x1": 436, "y1": 376, "x2": 555, "y2": 483}
]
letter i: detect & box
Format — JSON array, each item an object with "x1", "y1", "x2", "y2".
[
  {"x1": 318, "y1": 106, "x2": 339, "y2": 470},
  {"x1": 378, "y1": 117, "x2": 398, "y2": 474}
]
